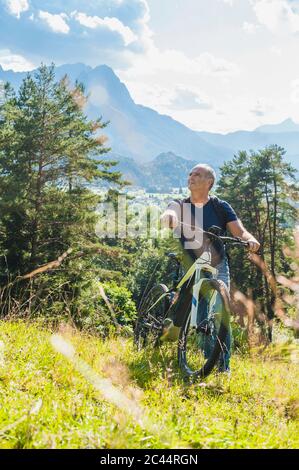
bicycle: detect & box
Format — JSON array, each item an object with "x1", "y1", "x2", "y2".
[{"x1": 134, "y1": 225, "x2": 250, "y2": 380}]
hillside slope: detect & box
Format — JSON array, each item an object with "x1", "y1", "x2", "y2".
[{"x1": 0, "y1": 321, "x2": 298, "y2": 449}]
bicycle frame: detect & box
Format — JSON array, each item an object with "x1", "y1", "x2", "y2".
[
  {"x1": 174, "y1": 230, "x2": 249, "y2": 329},
  {"x1": 135, "y1": 226, "x2": 251, "y2": 378},
  {"x1": 139, "y1": 223, "x2": 249, "y2": 339},
  {"x1": 142, "y1": 248, "x2": 219, "y2": 344},
  {"x1": 143, "y1": 249, "x2": 216, "y2": 319},
  {"x1": 176, "y1": 252, "x2": 218, "y2": 328}
]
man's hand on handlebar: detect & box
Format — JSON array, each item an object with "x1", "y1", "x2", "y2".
[
  {"x1": 246, "y1": 239, "x2": 260, "y2": 253},
  {"x1": 160, "y1": 211, "x2": 179, "y2": 229},
  {"x1": 160, "y1": 216, "x2": 261, "y2": 253}
]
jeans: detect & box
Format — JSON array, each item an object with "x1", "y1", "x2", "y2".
[{"x1": 197, "y1": 255, "x2": 231, "y2": 372}]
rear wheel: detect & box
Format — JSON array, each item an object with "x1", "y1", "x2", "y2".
[
  {"x1": 134, "y1": 284, "x2": 169, "y2": 350},
  {"x1": 178, "y1": 279, "x2": 231, "y2": 379}
]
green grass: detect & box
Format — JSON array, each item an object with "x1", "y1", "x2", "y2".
[{"x1": 0, "y1": 319, "x2": 298, "y2": 449}]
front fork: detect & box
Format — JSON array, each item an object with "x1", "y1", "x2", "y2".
[
  {"x1": 190, "y1": 264, "x2": 218, "y2": 328},
  {"x1": 160, "y1": 261, "x2": 218, "y2": 342}
]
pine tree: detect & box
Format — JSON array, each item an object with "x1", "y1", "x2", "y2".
[
  {"x1": 0, "y1": 64, "x2": 124, "y2": 278},
  {"x1": 217, "y1": 145, "x2": 299, "y2": 333}
]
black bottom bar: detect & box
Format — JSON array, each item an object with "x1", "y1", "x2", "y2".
[{"x1": 0, "y1": 449, "x2": 298, "y2": 465}]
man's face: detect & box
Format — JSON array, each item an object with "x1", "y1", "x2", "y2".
[{"x1": 188, "y1": 167, "x2": 213, "y2": 192}]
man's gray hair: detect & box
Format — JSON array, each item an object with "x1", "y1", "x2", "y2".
[{"x1": 192, "y1": 163, "x2": 216, "y2": 189}]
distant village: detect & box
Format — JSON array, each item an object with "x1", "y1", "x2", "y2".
[{"x1": 90, "y1": 185, "x2": 189, "y2": 211}]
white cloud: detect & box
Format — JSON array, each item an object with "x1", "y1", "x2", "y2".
[
  {"x1": 220, "y1": 0, "x2": 234, "y2": 5},
  {"x1": 124, "y1": 46, "x2": 239, "y2": 79},
  {"x1": 196, "y1": 52, "x2": 240, "y2": 77},
  {"x1": 250, "y1": 98, "x2": 273, "y2": 116},
  {"x1": 5, "y1": 0, "x2": 29, "y2": 18},
  {"x1": 291, "y1": 79, "x2": 299, "y2": 103},
  {"x1": 38, "y1": 10, "x2": 70, "y2": 35},
  {"x1": 252, "y1": 0, "x2": 299, "y2": 33},
  {"x1": 117, "y1": 3, "x2": 240, "y2": 131},
  {"x1": 71, "y1": 11, "x2": 137, "y2": 46},
  {"x1": 270, "y1": 45, "x2": 282, "y2": 55},
  {"x1": 243, "y1": 21, "x2": 259, "y2": 33},
  {"x1": 118, "y1": 2, "x2": 239, "y2": 79},
  {"x1": 168, "y1": 87, "x2": 213, "y2": 111},
  {"x1": 0, "y1": 48, "x2": 35, "y2": 71}
]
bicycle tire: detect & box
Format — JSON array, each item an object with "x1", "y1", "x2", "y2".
[
  {"x1": 178, "y1": 279, "x2": 231, "y2": 379},
  {"x1": 134, "y1": 283, "x2": 169, "y2": 351}
]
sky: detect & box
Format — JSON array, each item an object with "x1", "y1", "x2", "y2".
[{"x1": 0, "y1": 0, "x2": 299, "y2": 133}]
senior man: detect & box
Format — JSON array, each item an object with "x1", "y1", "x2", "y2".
[{"x1": 160, "y1": 163, "x2": 260, "y2": 372}]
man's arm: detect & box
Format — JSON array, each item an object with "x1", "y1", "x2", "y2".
[
  {"x1": 160, "y1": 201, "x2": 181, "y2": 229},
  {"x1": 160, "y1": 209, "x2": 179, "y2": 229},
  {"x1": 227, "y1": 219, "x2": 260, "y2": 253}
]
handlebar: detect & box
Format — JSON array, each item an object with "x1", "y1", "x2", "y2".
[
  {"x1": 213, "y1": 235, "x2": 249, "y2": 247},
  {"x1": 177, "y1": 221, "x2": 249, "y2": 248}
]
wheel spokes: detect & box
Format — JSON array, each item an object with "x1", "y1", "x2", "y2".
[{"x1": 134, "y1": 284, "x2": 169, "y2": 350}]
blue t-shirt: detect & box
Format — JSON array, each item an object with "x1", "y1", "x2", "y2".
[
  {"x1": 199, "y1": 198, "x2": 237, "y2": 231},
  {"x1": 167, "y1": 196, "x2": 238, "y2": 266},
  {"x1": 168, "y1": 196, "x2": 238, "y2": 233}
]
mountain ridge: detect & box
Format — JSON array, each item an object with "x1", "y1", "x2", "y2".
[
  {"x1": 108, "y1": 151, "x2": 197, "y2": 191},
  {"x1": 254, "y1": 118, "x2": 299, "y2": 134},
  {"x1": 0, "y1": 63, "x2": 298, "y2": 170}
]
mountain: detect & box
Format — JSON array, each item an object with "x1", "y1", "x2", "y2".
[
  {"x1": 198, "y1": 122, "x2": 299, "y2": 170},
  {"x1": 0, "y1": 63, "x2": 230, "y2": 165},
  {"x1": 109, "y1": 151, "x2": 197, "y2": 191},
  {"x1": 255, "y1": 118, "x2": 299, "y2": 134},
  {"x1": 1, "y1": 63, "x2": 298, "y2": 172}
]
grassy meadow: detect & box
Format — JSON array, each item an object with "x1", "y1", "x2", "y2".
[{"x1": 0, "y1": 320, "x2": 298, "y2": 449}]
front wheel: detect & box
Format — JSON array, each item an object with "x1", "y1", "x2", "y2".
[
  {"x1": 134, "y1": 284, "x2": 169, "y2": 350},
  {"x1": 178, "y1": 279, "x2": 231, "y2": 379}
]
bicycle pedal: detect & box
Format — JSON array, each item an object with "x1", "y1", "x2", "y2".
[{"x1": 196, "y1": 325, "x2": 211, "y2": 335}]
